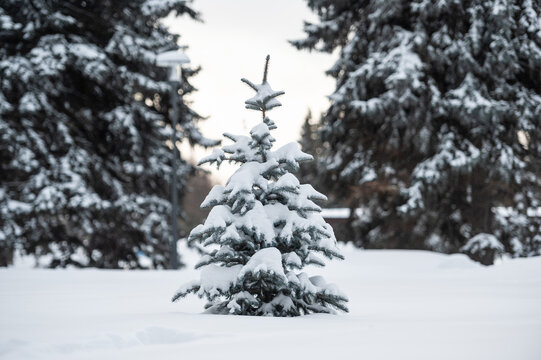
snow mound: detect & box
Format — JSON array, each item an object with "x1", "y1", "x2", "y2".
[{"x1": 462, "y1": 233, "x2": 504, "y2": 252}]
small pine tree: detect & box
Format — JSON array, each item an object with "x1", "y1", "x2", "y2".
[
  {"x1": 172, "y1": 56, "x2": 348, "y2": 316},
  {"x1": 298, "y1": 110, "x2": 319, "y2": 186}
]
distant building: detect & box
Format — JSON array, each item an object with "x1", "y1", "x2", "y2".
[
  {"x1": 320, "y1": 208, "x2": 364, "y2": 243},
  {"x1": 322, "y1": 207, "x2": 541, "y2": 226},
  {"x1": 321, "y1": 207, "x2": 541, "y2": 244}
]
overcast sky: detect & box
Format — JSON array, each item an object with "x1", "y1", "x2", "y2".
[{"x1": 164, "y1": 0, "x2": 336, "y2": 183}]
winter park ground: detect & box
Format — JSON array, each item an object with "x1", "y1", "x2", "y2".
[{"x1": 1, "y1": 244, "x2": 541, "y2": 360}]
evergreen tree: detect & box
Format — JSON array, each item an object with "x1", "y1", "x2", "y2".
[
  {"x1": 172, "y1": 56, "x2": 348, "y2": 316},
  {"x1": 293, "y1": 0, "x2": 541, "y2": 264},
  {"x1": 298, "y1": 110, "x2": 320, "y2": 186},
  {"x1": 298, "y1": 110, "x2": 354, "y2": 242},
  {"x1": 0, "y1": 0, "x2": 217, "y2": 268},
  {"x1": 298, "y1": 110, "x2": 348, "y2": 208}
]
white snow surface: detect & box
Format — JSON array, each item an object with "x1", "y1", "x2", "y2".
[
  {"x1": 1, "y1": 244, "x2": 541, "y2": 360},
  {"x1": 320, "y1": 208, "x2": 365, "y2": 219}
]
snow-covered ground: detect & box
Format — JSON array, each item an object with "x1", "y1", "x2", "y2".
[{"x1": 1, "y1": 245, "x2": 540, "y2": 360}]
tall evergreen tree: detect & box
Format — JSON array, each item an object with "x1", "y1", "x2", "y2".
[
  {"x1": 293, "y1": 0, "x2": 541, "y2": 264},
  {"x1": 173, "y1": 56, "x2": 348, "y2": 316},
  {"x1": 0, "y1": 0, "x2": 216, "y2": 268}
]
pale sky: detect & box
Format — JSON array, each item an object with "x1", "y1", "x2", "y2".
[{"x1": 164, "y1": 0, "x2": 336, "y2": 184}]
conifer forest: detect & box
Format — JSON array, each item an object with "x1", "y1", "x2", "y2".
[{"x1": 1, "y1": 1, "x2": 540, "y2": 359}]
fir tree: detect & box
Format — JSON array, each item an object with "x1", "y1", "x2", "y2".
[
  {"x1": 172, "y1": 56, "x2": 348, "y2": 316},
  {"x1": 293, "y1": 0, "x2": 541, "y2": 264},
  {"x1": 298, "y1": 110, "x2": 319, "y2": 186},
  {"x1": 0, "y1": 0, "x2": 217, "y2": 268}
]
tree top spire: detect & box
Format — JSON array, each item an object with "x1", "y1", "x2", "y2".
[
  {"x1": 263, "y1": 54, "x2": 270, "y2": 83},
  {"x1": 241, "y1": 55, "x2": 285, "y2": 118}
]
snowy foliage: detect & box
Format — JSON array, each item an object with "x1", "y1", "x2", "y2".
[
  {"x1": 0, "y1": 0, "x2": 216, "y2": 268},
  {"x1": 172, "y1": 56, "x2": 348, "y2": 316},
  {"x1": 460, "y1": 233, "x2": 504, "y2": 265},
  {"x1": 293, "y1": 0, "x2": 541, "y2": 264}
]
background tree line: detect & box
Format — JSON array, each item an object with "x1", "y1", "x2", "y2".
[
  {"x1": 294, "y1": 0, "x2": 541, "y2": 265},
  {"x1": 0, "y1": 0, "x2": 216, "y2": 268},
  {"x1": 1, "y1": 0, "x2": 539, "y2": 267}
]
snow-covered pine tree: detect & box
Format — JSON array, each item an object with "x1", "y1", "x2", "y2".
[
  {"x1": 172, "y1": 56, "x2": 348, "y2": 316},
  {"x1": 292, "y1": 0, "x2": 541, "y2": 264},
  {"x1": 298, "y1": 110, "x2": 320, "y2": 187},
  {"x1": 0, "y1": 0, "x2": 217, "y2": 267}
]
